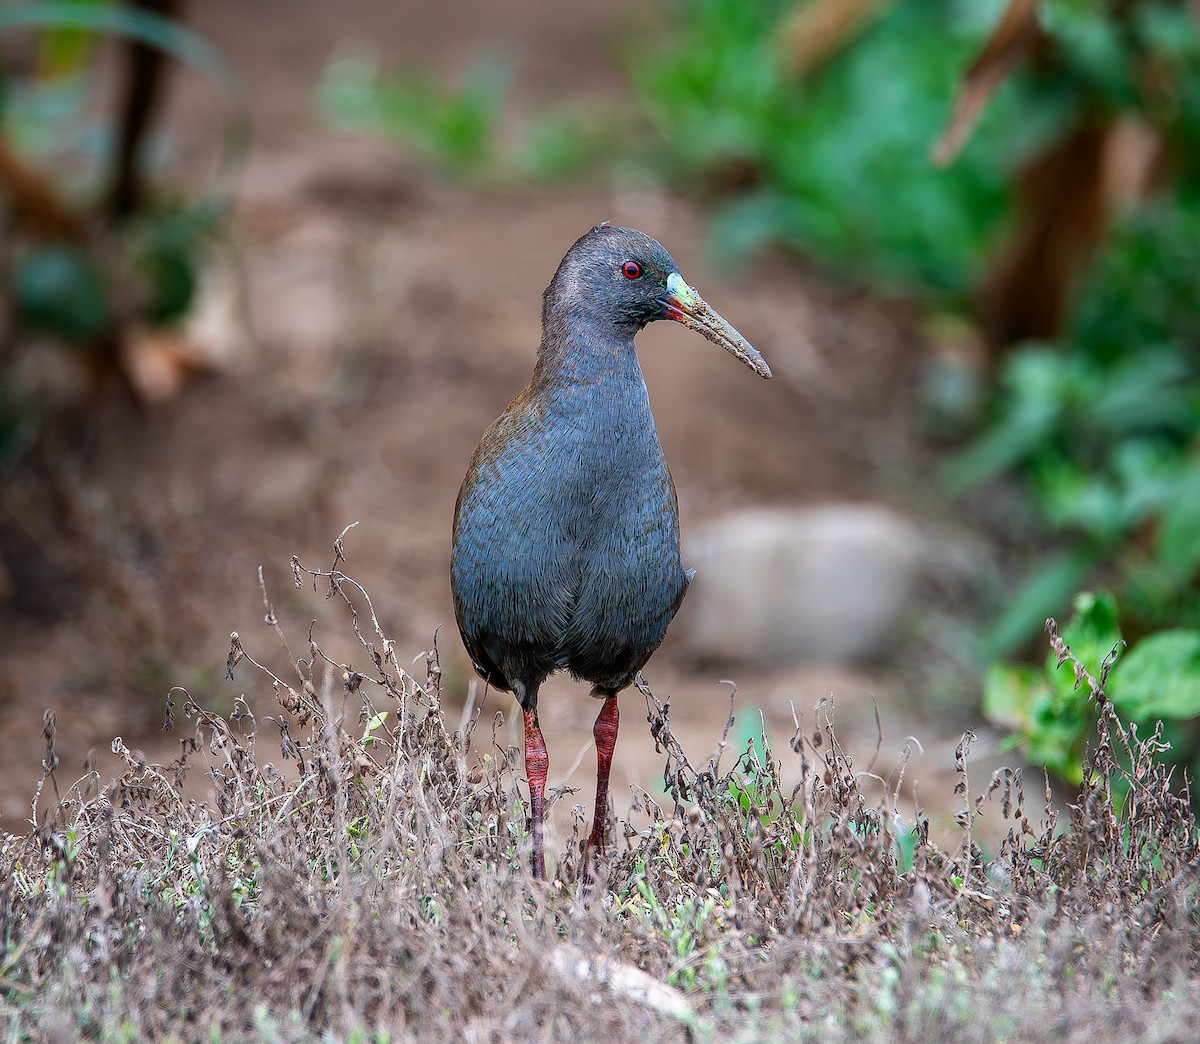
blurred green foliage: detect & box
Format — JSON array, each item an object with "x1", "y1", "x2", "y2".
[
  {"x1": 628, "y1": 0, "x2": 1014, "y2": 290},
  {"x1": 629, "y1": 0, "x2": 1200, "y2": 783},
  {"x1": 319, "y1": 1, "x2": 1016, "y2": 290},
  {"x1": 0, "y1": 3, "x2": 240, "y2": 468},
  {"x1": 319, "y1": 50, "x2": 609, "y2": 184},
  {"x1": 320, "y1": 51, "x2": 512, "y2": 178},
  {"x1": 6, "y1": 202, "x2": 216, "y2": 346},
  {"x1": 941, "y1": 2, "x2": 1200, "y2": 651},
  {"x1": 986, "y1": 591, "x2": 1200, "y2": 791},
  {"x1": 11, "y1": 245, "x2": 111, "y2": 343},
  {"x1": 131, "y1": 200, "x2": 220, "y2": 325},
  {"x1": 948, "y1": 200, "x2": 1200, "y2": 654},
  {"x1": 625, "y1": 0, "x2": 1200, "y2": 735}
]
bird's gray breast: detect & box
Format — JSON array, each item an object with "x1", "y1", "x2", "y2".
[
  {"x1": 451, "y1": 362, "x2": 690, "y2": 687},
  {"x1": 540, "y1": 378, "x2": 689, "y2": 663}
]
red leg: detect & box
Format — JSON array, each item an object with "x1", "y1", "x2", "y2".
[
  {"x1": 523, "y1": 707, "x2": 549, "y2": 881},
  {"x1": 583, "y1": 694, "x2": 619, "y2": 883}
]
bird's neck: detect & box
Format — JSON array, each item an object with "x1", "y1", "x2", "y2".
[{"x1": 533, "y1": 301, "x2": 644, "y2": 392}]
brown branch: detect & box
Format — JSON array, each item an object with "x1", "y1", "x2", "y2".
[
  {"x1": 778, "y1": 0, "x2": 896, "y2": 79},
  {"x1": 0, "y1": 141, "x2": 85, "y2": 240},
  {"x1": 107, "y1": 0, "x2": 184, "y2": 221},
  {"x1": 933, "y1": 0, "x2": 1042, "y2": 167}
]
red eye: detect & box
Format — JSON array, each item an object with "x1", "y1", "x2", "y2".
[{"x1": 621, "y1": 260, "x2": 642, "y2": 279}]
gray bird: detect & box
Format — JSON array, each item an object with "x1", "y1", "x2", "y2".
[{"x1": 451, "y1": 224, "x2": 771, "y2": 880}]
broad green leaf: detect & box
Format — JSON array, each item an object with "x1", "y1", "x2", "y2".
[
  {"x1": 982, "y1": 662, "x2": 1045, "y2": 732},
  {"x1": 1108, "y1": 630, "x2": 1200, "y2": 720},
  {"x1": 1054, "y1": 589, "x2": 1121, "y2": 672}
]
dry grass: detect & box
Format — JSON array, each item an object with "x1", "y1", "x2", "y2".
[{"x1": 2, "y1": 531, "x2": 1198, "y2": 1041}]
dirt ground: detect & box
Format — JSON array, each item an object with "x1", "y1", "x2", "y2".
[{"x1": 0, "y1": 0, "x2": 1011, "y2": 851}]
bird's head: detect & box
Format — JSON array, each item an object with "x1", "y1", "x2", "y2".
[{"x1": 544, "y1": 224, "x2": 772, "y2": 379}]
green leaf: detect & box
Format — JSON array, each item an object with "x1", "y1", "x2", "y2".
[
  {"x1": 516, "y1": 110, "x2": 597, "y2": 182},
  {"x1": 982, "y1": 663, "x2": 1046, "y2": 732},
  {"x1": 130, "y1": 201, "x2": 219, "y2": 324},
  {"x1": 1108, "y1": 630, "x2": 1200, "y2": 720},
  {"x1": 708, "y1": 193, "x2": 790, "y2": 263},
  {"x1": 1157, "y1": 462, "x2": 1200, "y2": 578},
  {"x1": 11, "y1": 245, "x2": 109, "y2": 342},
  {"x1": 1054, "y1": 590, "x2": 1121, "y2": 677},
  {"x1": 321, "y1": 50, "x2": 510, "y2": 179},
  {"x1": 984, "y1": 550, "x2": 1094, "y2": 657},
  {"x1": 983, "y1": 660, "x2": 1086, "y2": 782},
  {"x1": 141, "y1": 248, "x2": 196, "y2": 325},
  {"x1": 1034, "y1": 459, "x2": 1123, "y2": 542},
  {"x1": 940, "y1": 348, "x2": 1073, "y2": 494},
  {"x1": 1042, "y1": 2, "x2": 1137, "y2": 108},
  {"x1": 629, "y1": 0, "x2": 1010, "y2": 291}
]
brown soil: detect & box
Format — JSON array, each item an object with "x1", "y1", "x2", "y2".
[{"x1": 0, "y1": 0, "x2": 1005, "y2": 849}]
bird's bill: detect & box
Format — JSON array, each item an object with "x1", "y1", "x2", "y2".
[{"x1": 660, "y1": 272, "x2": 772, "y2": 379}]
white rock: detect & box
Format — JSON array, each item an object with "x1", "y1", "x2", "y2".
[{"x1": 680, "y1": 504, "x2": 927, "y2": 665}]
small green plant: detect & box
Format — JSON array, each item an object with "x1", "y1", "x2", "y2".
[
  {"x1": 319, "y1": 48, "x2": 606, "y2": 184},
  {"x1": 984, "y1": 590, "x2": 1200, "y2": 789},
  {"x1": 319, "y1": 50, "x2": 512, "y2": 179}
]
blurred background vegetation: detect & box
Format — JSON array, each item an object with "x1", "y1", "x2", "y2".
[
  {"x1": 0, "y1": 1, "x2": 244, "y2": 422},
  {"x1": 3, "y1": 0, "x2": 1200, "y2": 802}
]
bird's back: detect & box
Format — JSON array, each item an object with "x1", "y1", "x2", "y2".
[{"x1": 451, "y1": 353, "x2": 690, "y2": 702}]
